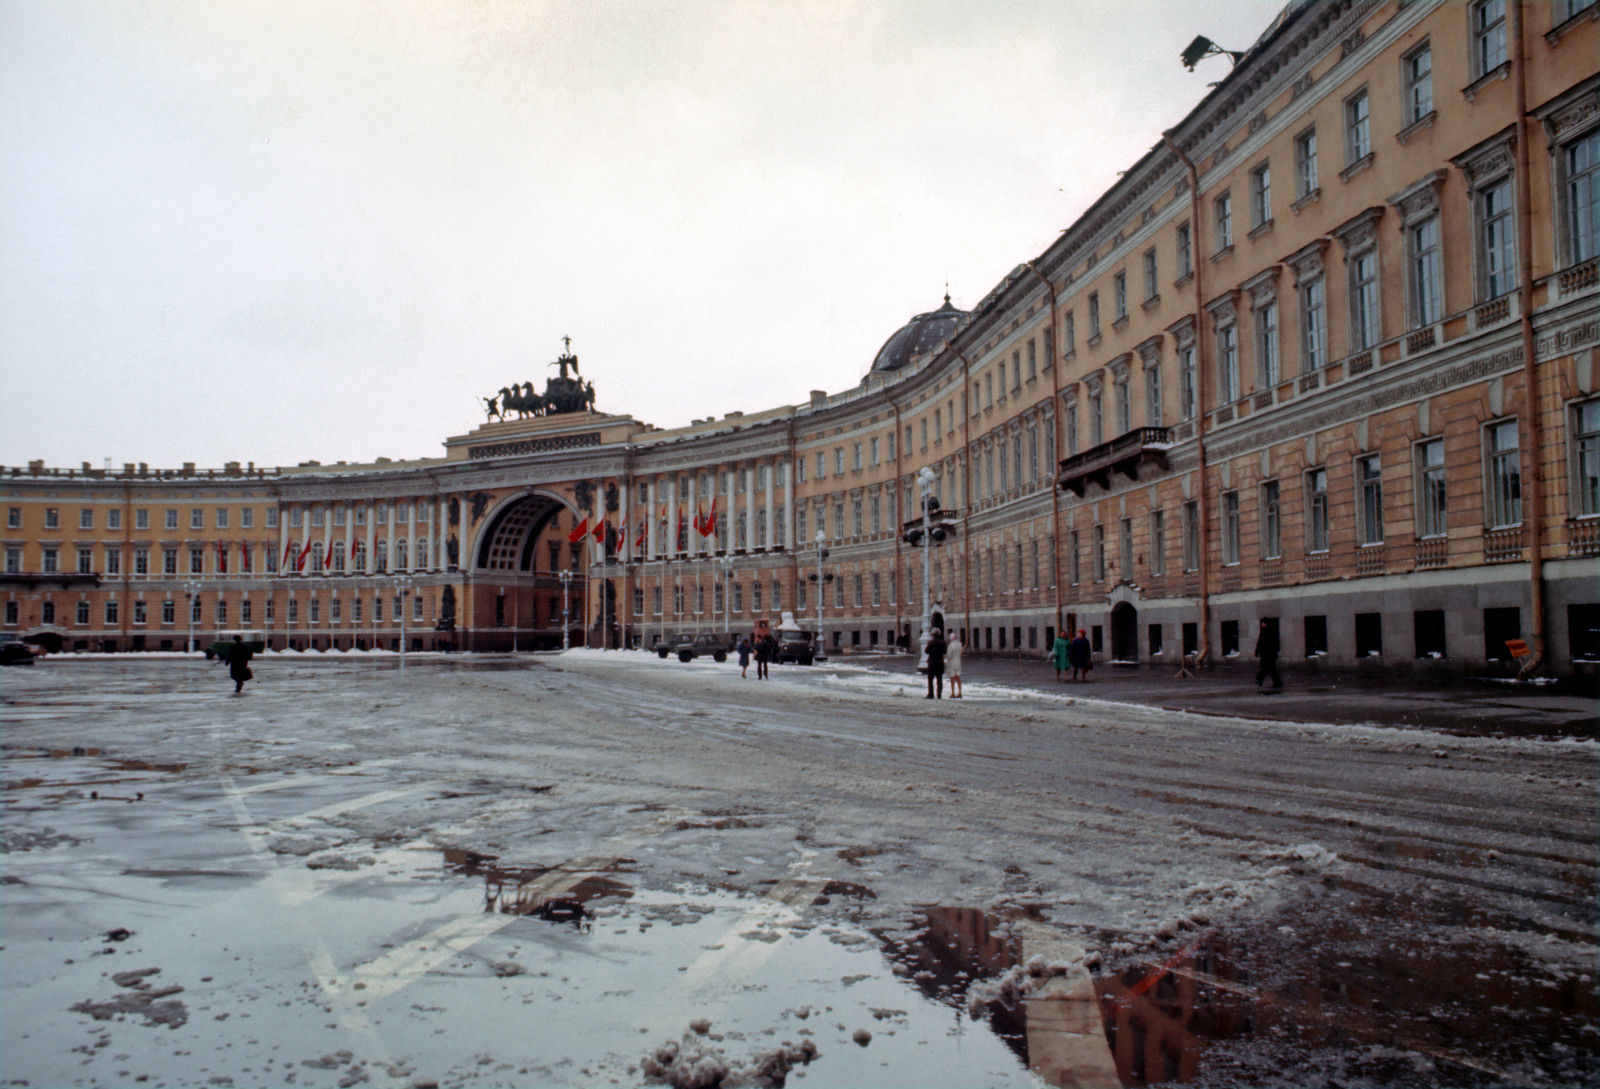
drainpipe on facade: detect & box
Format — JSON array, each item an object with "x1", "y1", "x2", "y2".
[
  {"x1": 1022, "y1": 261, "x2": 1064, "y2": 639},
  {"x1": 1509, "y1": 0, "x2": 1546, "y2": 679},
  {"x1": 1162, "y1": 130, "x2": 1213, "y2": 671}
]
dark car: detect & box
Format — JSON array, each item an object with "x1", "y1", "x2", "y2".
[
  {"x1": 651, "y1": 632, "x2": 682, "y2": 659},
  {"x1": 674, "y1": 632, "x2": 738, "y2": 664},
  {"x1": 775, "y1": 629, "x2": 816, "y2": 665},
  {"x1": 0, "y1": 633, "x2": 37, "y2": 666}
]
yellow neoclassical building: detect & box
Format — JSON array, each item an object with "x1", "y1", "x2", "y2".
[{"x1": 4, "y1": 0, "x2": 1598, "y2": 677}]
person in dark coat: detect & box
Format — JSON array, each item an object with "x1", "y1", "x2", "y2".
[
  {"x1": 1067, "y1": 630, "x2": 1093, "y2": 682},
  {"x1": 1254, "y1": 618, "x2": 1282, "y2": 688},
  {"x1": 737, "y1": 636, "x2": 753, "y2": 678},
  {"x1": 924, "y1": 628, "x2": 948, "y2": 699},
  {"x1": 225, "y1": 635, "x2": 254, "y2": 695},
  {"x1": 755, "y1": 633, "x2": 775, "y2": 679}
]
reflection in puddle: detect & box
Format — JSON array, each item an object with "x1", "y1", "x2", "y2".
[
  {"x1": 444, "y1": 847, "x2": 632, "y2": 927},
  {"x1": 889, "y1": 891, "x2": 1596, "y2": 1088}
]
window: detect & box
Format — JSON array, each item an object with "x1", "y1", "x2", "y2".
[
  {"x1": 1563, "y1": 129, "x2": 1599, "y2": 264},
  {"x1": 1182, "y1": 501, "x2": 1200, "y2": 571},
  {"x1": 1222, "y1": 492, "x2": 1241, "y2": 565},
  {"x1": 1301, "y1": 277, "x2": 1327, "y2": 369},
  {"x1": 1214, "y1": 191, "x2": 1233, "y2": 251},
  {"x1": 190, "y1": 509, "x2": 204, "y2": 530},
  {"x1": 1145, "y1": 361, "x2": 1162, "y2": 427},
  {"x1": 106, "y1": 548, "x2": 120, "y2": 575},
  {"x1": 1358, "y1": 455, "x2": 1384, "y2": 546},
  {"x1": 5, "y1": 507, "x2": 17, "y2": 529},
  {"x1": 216, "y1": 508, "x2": 229, "y2": 529},
  {"x1": 44, "y1": 508, "x2": 59, "y2": 530},
  {"x1": 1119, "y1": 518, "x2": 1133, "y2": 580},
  {"x1": 1307, "y1": 469, "x2": 1330, "y2": 552},
  {"x1": 136, "y1": 508, "x2": 149, "y2": 530},
  {"x1": 162, "y1": 600, "x2": 175, "y2": 624},
  {"x1": 1143, "y1": 249, "x2": 1158, "y2": 301},
  {"x1": 1176, "y1": 222, "x2": 1193, "y2": 279},
  {"x1": 1027, "y1": 338, "x2": 1037, "y2": 379},
  {"x1": 105, "y1": 600, "x2": 118, "y2": 624},
  {"x1": 1345, "y1": 89, "x2": 1370, "y2": 166},
  {"x1": 1414, "y1": 609, "x2": 1446, "y2": 658},
  {"x1": 1262, "y1": 481, "x2": 1281, "y2": 559},
  {"x1": 1088, "y1": 293, "x2": 1101, "y2": 339},
  {"x1": 1093, "y1": 524, "x2": 1105, "y2": 582},
  {"x1": 265, "y1": 507, "x2": 278, "y2": 529},
  {"x1": 1471, "y1": 0, "x2": 1506, "y2": 78},
  {"x1": 1069, "y1": 529, "x2": 1081, "y2": 584},
  {"x1": 1479, "y1": 179, "x2": 1516, "y2": 301},
  {"x1": 1418, "y1": 439, "x2": 1447, "y2": 537},
  {"x1": 1409, "y1": 215, "x2": 1443, "y2": 327},
  {"x1": 4, "y1": 547, "x2": 19, "y2": 573},
  {"x1": 834, "y1": 448, "x2": 844, "y2": 475},
  {"x1": 77, "y1": 548, "x2": 93, "y2": 574},
  {"x1": 1065, "y1": 397, "x2": 1079, "y2": 454},
  {"x1": 1011, "y1": 351, "x2": 1022, "y2": 390},
  {"x1": 1255, "y1": 300, "x2": 1279, "y2": 387},
  {"x1": 853, "y1": 443, "x2": 863, "y2": 471},
  {"x1": 241, "y1": 508, "x2": 253, "y2": 529},
  {"x1": 42, "y1": 548, "x2": 58, "y2": 573},
  {"x1": 1486, "y1": 420, "x2": 1521, "y2": 528},
  {"x1": 108, "y1": 508, "x2": 122, "y2": 531},
  {"x1": 816, "y1": 452, "x2": 825, "y2": 479},
  {"x1": 1088, "y1": 385, "x2": 1104, "y2": 446},
  {"x1": 79, "y1": 508, "x2": 94, "y2": 530},
  {"x1": 1180, "y1": 344, "x2": 1197, "y2": 420},
  {"x1": 1350, "y1": 251, "x2": 1379, "y2": 351},
  {"x1": 1064, "y1": 310, "x2": 1076, "y2": 355},
  {"x1": 1114, "y1": 375, "x2": 1131, "y2": 434},
  {"x1": 1218, "y1": 323, "x2": 1239, "y2": 403},
  {"x1": 165, "y1": 509, "x2": 179, "y2": 530},
  {"x1": 1403, "y1": 43, "x2": 1432, "y2": 126},
  {"x1": 1295, "y1": 129, "x2": 1318, "y2": 198},
  {"x1": 1150, "y1": 510, "x2": 1165, "y2": 576},
  {"x1": 1249, "y1": 163, "x2": 1271, "y2": 229},
  {"x1": 1113, "y1": 272, "x2": 1127, "y2": 322},
  {"x1": 77, "y1": 601, "x2": 90, "y2": 625}
]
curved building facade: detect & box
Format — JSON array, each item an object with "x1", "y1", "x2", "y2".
[{"x1": 4, "y1": 0, "x2": 1598, "y2": 676}]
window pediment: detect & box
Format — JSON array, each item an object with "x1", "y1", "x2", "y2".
[{"x1": 1387, "y1": 170, "x2": 1446, "y2": 226}]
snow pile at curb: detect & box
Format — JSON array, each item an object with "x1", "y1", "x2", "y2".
[
  {"x1": 641, "y1": 1026, "x2": 818, "y2": 1088},
  {"x1": 964, "y1": 951, "x2": 1100, "y2": 1017}
]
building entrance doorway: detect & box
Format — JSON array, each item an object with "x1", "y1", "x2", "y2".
[{"x1": 1110, "y1": 601, "x2": 1138, "y2": 662}]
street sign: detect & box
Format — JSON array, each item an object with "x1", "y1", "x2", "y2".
[{"x1": 1505, "y1": 638, "x2": 1529, "y2": 659}]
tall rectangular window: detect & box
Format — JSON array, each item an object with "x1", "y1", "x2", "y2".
[
  {"x1": 1358, "y1": 454, "x2": 1384, "y2": 546},
  {"x1": 1222, "y1": 492, "x2": 1241, "y2": 565},
  {"x1": 1487, "y1": 420, "x2": 1521, "y2": 528},
  {"x1": 1150, "y1": 510, "x2": 1165, "y2": 576},
  {"x1": 1249, "y1": 164, "x2": 1271, "y2": 228},
  {"x1": 1410, "y1": 215, "x2": 1443, "y2": 327},
  {"x1": 1145, "y1": 363, "x2": 1163, "y2": 427},
  {"x1": 1143, "y1": 249, "x2": 1158, "y2": 301},
  {"x1": 1471, "y1": 0, "x2": 1506, "y2": 78},
  {"x1": 1573, "y1": 400, "x2": 1600, "y2": 517},
  {"x1": 1093, "y1": 525, "x2": 1106, "y2": 582},
  {"x1": 1566, "y1": 130, "x2": 1599, "y2": 263},
  {"x1": 1115, "y1": 378, "x2": 1131, "y2": 434},
  {"x1": 1065, "y1": 310, "x2": 1076, "y2": 354},
  {"x1": 1351, "y1": 252, "x2": 1379, "y2": 350},
  {"x1": 1403, "y1": 43, "x2": 1433, "y2": 125},
  {"x1": 1180, "y1": 345, "x2": 1197, "y2": 420},
  {"x1": 1069, "y1": 530, "x2": 1081, "y2": 585},
  {"x1": 1480, "y1": 179, "x2": 1516, "y2": 300},
  {"x1": 1262, "y1": 481, "x2": 1281, "y2": 559},
  {"x1": 1113, "y1": 272, "x2": 1127, "y2": 321},
  {"x1": 1088, "y1": 293, "x2": 1101, "y2": 339},
  {"x1": 1418, "y1": 439, "x2": 1448, "y2": 537},
  {"x1": 1182, "y1": 501, "x2": 1200, "y2": 571},
  {"x1": 1218, "y1": 324, "x2": 1239, "y2": 403},
  {"x1": 1089, "y1": 388, "x2": 1104, "y2": 446},
  {"x1": 1302, "y1": 277, "x2": 1327, "y2": 369},
  {"x1": 1119, "y1": 518, "x2": 1133, "y2": 580},
  {"x1": 1176, "y1": 222, "x2": 1193, "y2": 279},
  {"x1": 1345, "y1": 89, "x2": 1371, "y2": 165},
  {"x1": 1295, "y1": 129, "x2": 1318, "y2": 197},
  {"x1": 1215, "y1": 191, "x2": 1233, "y2": 250},
  {"x1": 1256, "y1": 301, "x2": 1279, "y2": 387},
  {"x1": 1308, "y1": 469, "x2": 1330, "y2": 552}
]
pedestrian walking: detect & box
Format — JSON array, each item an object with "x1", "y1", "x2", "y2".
[
  {"x1": 1051, "y1": 631, "x2": 1070, "y2": 681},
  {"x1": 946, "y1": 632, "x2": 963, "y2": 698},
  {"x1": 924, "y1": 628, "x2": 947, "y2": 699},
  {"x1": 224, "y1": 634, "x2": 254, "y2": 695},
  {"x1": 1067, "y1": 629, "x2": 1093, "y2": 682},
  {"x1": 755, "y1": 633, "x2": 774, "y2": 679},
  {"x1": 1254, "y1": 618, "x2": 1283, "y2": 689},
  {"x1": 737, "y1": 636, "x2": 753, "y2": 678}
]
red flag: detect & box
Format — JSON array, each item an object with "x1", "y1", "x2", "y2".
[
  {"x1": 323, "y1": 540, "x2": 335, "y2": 567},
  {"x1": 700, "y1": 498, "x2": 718, "y2": 538},
  {"x1": 297, "y1": 539, "x2": 313, "y2": 570},
  {"x1": 567, "y1": 516, "x2": 590, "y2": 544},
  {"x1": 591, "y1": 519, "x2": 607, "y2": 543},
  {"x1": 616, "y1": 522, "x2": 628, "y2": 549},
  {"x1": 282, "y1": 539, "x2": 293, "y2": 567}
]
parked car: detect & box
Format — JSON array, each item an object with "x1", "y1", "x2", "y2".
[
  {"x1": 675, "y1": 632, "x2": 738, "y2": 664},
  {"x1": 775, "y1": 629, "x2": 816, "y2": 665},
  {"x1": 205, "y1": 630, "x2": 266, "y2": 660},
  {"x1": 652, "y1": 632, "x2": 683, "y2": 659},
  {"x1": 0, "y1": 633, "x2": 37, "y2": 666}
]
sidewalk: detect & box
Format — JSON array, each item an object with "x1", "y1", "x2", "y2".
[{"x1": 861, "y1": 652, "x2": 1597, "y2": 739}]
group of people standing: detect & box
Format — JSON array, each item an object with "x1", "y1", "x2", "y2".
[
  {"x1": 1051, "y1": 630, "x2": 1093, "y2": 682},
  {"x1": 737, "y1": 632, "x2": 780, "y2": 679},
  {"x1": 922, "y1": 630, "x2": 963, "y2": 699}
]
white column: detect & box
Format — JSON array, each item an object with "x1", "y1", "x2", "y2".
[
  {"x1": 620, "y1": 482, "x2": 630, "y2": 561},
  {"x1": 763, "y1": 461, "x2": 774, "y2": 552},
  {"x1": 687, "y1": 472, "x2": 699, "y2": 557},
  {"x1": 406, "y1": 500, "x2": 417, "y2": 573},
  {"x1": 723, "y1": 467, "x2": 734, "y2": 552},
  {"x1": 321, "y1": 505, "x2": 332, "y2": 575},
  {"x1": 647, "y1": 479, "x2": 659, "y2": 558},
  {"x1": 277, "y1": 505, "x2": 288, "y2": 578},
  {"x1": 592, "y1": 482, "x2": 603, "y2": 566},
  {"x1": 744, "y1": 464, "x2": 755, "y2": 552},
  {"x1": 784, "y1": 460, "x2": 794, "y2": 551},
  {"x1": 364, "y1": 503, "x2": 375, "y2": 575}
]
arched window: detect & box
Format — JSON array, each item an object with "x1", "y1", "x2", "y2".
[
  {"x1": 736, "y1": 512, "x2": 748, "y2": 550},
  {"x1": 416, "y1": 538, "x2": 429, "y2": 569},
  {"x1": 756, "y1": 510, "x2": 768, "y2": 548},
  {"x1": 395, "y1": 539, "x2": 409, "y2": 570},
  {"x1": 352, "y1": 541, "x2": 366, "y2": 572},
  {"x1": 375, "y1": 539, "x2": 388, "y2": 573}
]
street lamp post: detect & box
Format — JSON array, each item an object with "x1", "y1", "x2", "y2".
[
  {"x1": 183, "y1": 578, "x2": 202, "y2": 654},
  {"x1": 718, "y1": 555, "x2": 734, "y2": 635},
  {"x1": 917, "y1": 467, "x2": 936, "y2": 672},
  {"x1": 558, "y1": 569, "x2": 573, "y2": 651},
  {"x1": 810, "y1": 529, "x2": 832, "y2": 660},
  {"x1": 394, "y1": 574, "x2": 413, "y2": 664}
]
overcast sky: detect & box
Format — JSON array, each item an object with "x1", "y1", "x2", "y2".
[{"x1": 1, "y1": 0, "x2": 1287, "y2": 470}]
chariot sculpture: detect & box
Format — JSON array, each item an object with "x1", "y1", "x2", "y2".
[{"x1": 482, "y1": 338, "x2": 598, "y2": 421}]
